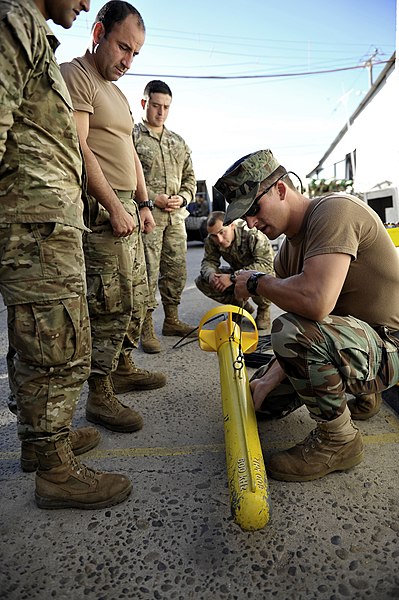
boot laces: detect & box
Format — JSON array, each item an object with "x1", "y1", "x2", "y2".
[
  {"x1": 125, "y1": 356, "x2": 150, "y2": 376},
  {"x1": 143, "y1": 318, "x2": 155, "y2": 336},
  {"x1": 95, "y1": 377, "x2": 123, "y2": 412},
  {"x1": 65, "y1": 440, "x2": 97, "y2": 480},
  {"x1": 303, "y1": 429, "x2": 323, "y2": 452}
]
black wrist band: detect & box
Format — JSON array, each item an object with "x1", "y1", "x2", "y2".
[
  {"x1": 246, "y1": 272, "x2": 266, "y2": 295},
  {"x1": 138, "y1": 200, "x2": 154, "y2": 211}
]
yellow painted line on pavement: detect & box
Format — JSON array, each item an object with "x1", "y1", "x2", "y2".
[
  {"x1": 362, "y1": 432, "x2": 399, "y2": 445},
  {"x1": 0, "y1": 443, "x2": 225, "y2": 462},
  {"x1": 87, "y1": 443, "x2": 226, "y2": 459},
  {"x1": 0, "y1": 432, "x2": 399, "y2": 463}
]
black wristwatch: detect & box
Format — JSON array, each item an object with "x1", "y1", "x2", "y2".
[
  {"x1": 246, "y1": 272, "x2": 266, "y2": 295},
  {"x1": 138, "y1": 200, "x2": 154, "y2": 211}
]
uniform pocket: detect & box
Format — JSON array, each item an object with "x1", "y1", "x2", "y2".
[
  {"x1": 9, "y1": 299, "x2": 82, "y2": 367},
  {"x1": 86, "y1": 256, "x2": 123, "y2": 316}
]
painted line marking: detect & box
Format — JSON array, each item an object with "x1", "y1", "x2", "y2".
[{"x1": 1, "y1": 432, "x2": 398, "y2": 463}]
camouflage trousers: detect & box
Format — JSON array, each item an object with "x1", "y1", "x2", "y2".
[
  {"x1": 142, "y1": 211, "x2": 187, "y2": 310},
  {"x1": 253, "y1": 312, "x2": 399, "y2": 420},
  {"x1": 84, "y1": 193, "x2": 149, "y2": 374},
  {"x1": 195, "y1": 269, "x2": 270, "y2": 310},
  {"x1": 0, "y1": 223, "x2": 91, "y2": 442}
]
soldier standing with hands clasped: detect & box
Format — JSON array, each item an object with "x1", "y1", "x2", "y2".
[{"x1": 134, "y1": 80, "x2": 197, "y2": 353}]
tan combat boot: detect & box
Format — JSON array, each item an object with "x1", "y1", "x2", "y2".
[
  {"x1": 162, "y1": 304, "x2": 197, "y2": 337},
  {"x1": 347, "y1": 392, "x2": 382, "y2": 420},
  {"x1": 111, "y1": 353, "x2": 167, "y2": 393},
  {"x1": 140, "y1": 310, "x2": 162, "y2": 354},
  {"x1": 255, "y1": 306, "x2": 271, "y2": 332},
  {"x1": 21, "y1": 426, "x2": 101, "y2": 472},
  {"x1": 267, "y1": 405, "x2": 364, "y2": 481},
  {"x1": 35, "y1": 438, "x2": 132, "y2": 509},
  {"x1": 86, "y1": 374, "x2": 143, "y2": 432}
]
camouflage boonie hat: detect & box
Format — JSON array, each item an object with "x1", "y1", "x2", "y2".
[{"x1": 213, "y1": 149, "x2": 280, "y2": 224}]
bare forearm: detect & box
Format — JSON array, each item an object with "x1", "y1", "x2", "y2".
[
  {"x1": 83, "y1": 145, "x2": 122, "y2": 214},
  {"x1": 256, "y1": 274, "x2": 324, "y2": 318},
  {"x1": 133, "y1": 148, "x2": 148, "y2": 202},
  {"x1": 235, "y1": 253, "x2": 351, "y2": 321},
  {"x1": 250, "y1": 358, "x2": 285, "y2": 411},
  {"x1": 236, "y1": 272, "x2": 331, "y2": 320},
  {"x1": 81, "y1": 143, "x2": 135, "y2": 236}
]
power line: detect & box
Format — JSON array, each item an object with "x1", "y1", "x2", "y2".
[
  {"x1": 127, "y1": 59, "x2": 391, "y2": 80},
  {"x1": 54, "y1": 22, "x2": 394, "y2": 58},
  {"x1": 57, "y1": 20, "x2": 392, "y2": 49}
]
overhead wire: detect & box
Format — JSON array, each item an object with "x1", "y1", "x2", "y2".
[
  {"x1": 126, "y1": 59, "x2": 391, "y2": 80},
  {"x1": 55, "y1": 21, "x2": 393, "y2": 67}
]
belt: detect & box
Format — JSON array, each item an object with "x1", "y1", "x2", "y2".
[{"x1": 114, "y1": 189, "x2": 135, "y2": 199}]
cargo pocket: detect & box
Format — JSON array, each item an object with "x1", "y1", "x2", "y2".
[
  {"x1": 10, "y1": 299, "x2": 80, "y2": 367},
  {"x1": 86, "y1": 256, "x2": 123, "y2": 316}
]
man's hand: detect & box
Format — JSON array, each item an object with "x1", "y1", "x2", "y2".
[
  {"x1": 140, "y1": 206, "x2": 156, "y2": 234},
  {"x1": 154, "y1": 193, "x2": 170, "y2": 210},
  {"x1": 209, "y1": 273, "x2": 233, "y2": 292},
  {"x1": 166, "y1": 194, "x2": 184, "y2": 212},
  {"x1": 250, "y1": 359, "x2": 285, "y2": 411},
  {"x1": 154, "y1": 193, "x2": 184, "y2": 212},
  {"x1": 73, "y1": 111, "x2": 137, "y2": 238},
  {"x1": 234, "y1": 270, "x2": 255, "y2": 301},
  {"x1": 109, "y1": 205, "x2": 136, "y2": 237}
]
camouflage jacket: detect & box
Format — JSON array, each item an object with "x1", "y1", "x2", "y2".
[
  {"x1": 133, "y1": 122, "x2": 196, "y2": 210},
  {"x1": 200, "y1": 219, "x2": 275, "y2": 281},
  {"x1": 0, "y1": 0, "x2": 85, "y2": 229}
]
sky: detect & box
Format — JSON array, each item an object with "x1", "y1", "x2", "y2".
[{"x1": 51, "y1": 0, "x2": 396, "y2": 190}]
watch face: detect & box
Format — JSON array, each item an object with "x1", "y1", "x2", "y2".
[
  {"x1": 247, "y1": 272, "x2": 264, "y2": 294},
  {"x1": 247, "y1": 274, "x2": 257, "y2": 294}
]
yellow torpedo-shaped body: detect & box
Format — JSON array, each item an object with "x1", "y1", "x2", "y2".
[{"x1": 198, "y1": 305, "x2": 271, "y2": 530}]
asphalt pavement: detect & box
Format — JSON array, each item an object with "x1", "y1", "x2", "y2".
[{"x1": 0, "y1": 241, "x2": 398, "y2": 600}]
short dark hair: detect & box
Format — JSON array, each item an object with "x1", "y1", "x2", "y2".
[
  {"x1": 207, "y1": 211, "x2": 226, "y2": 228},
  {"x1": 93, "y1": 1, "x2": 145, "y2": 36},
  {"x1": 143, "y1": 80, "x2": 172, "y2": 99}
]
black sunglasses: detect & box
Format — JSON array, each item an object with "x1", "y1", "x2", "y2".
[{"x1": 243, "y1": 171, "x2": 303, "y2": 218}]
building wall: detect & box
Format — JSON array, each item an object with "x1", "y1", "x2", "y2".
[
  {"x1": 320, "y1": 71, "x2": 398, "y2": 194},
  {"x1": 354, "y1": 74, "x2": 398, "y2": 193}
]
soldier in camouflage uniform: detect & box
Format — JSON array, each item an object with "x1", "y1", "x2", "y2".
[
  {"x1": 0, "y1": 0, "x2": 132, "y2": 509},
  {"x1": 133, "y1": 80, "x2": 197, "y2": 353},
  {"x1": 214, "y1": 149, "x2": 399, "y2": 482},
  {"x1": 61, "y1": 2, "x2": 167, "y2": 432},
  {"x1": 195, "y1": 211, "x2": 274, "y2": 332}
]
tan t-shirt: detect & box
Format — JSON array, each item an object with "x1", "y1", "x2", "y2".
[
  {"x1": 275, "y1": 194, "x2": 399, "y2": 330},
  {"x1": 60, "y1": 53, "x2": 137, "y2": 191}
]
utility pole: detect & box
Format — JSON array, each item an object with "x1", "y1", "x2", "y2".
[{"x1": 364, "y1": 48, "x2": 380, "y2": 86}]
